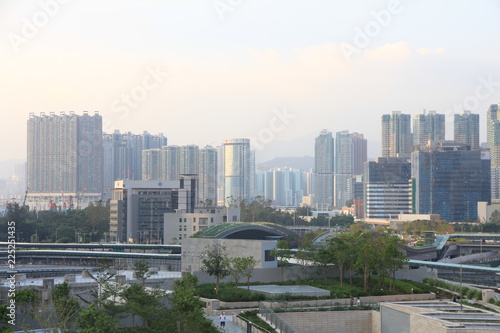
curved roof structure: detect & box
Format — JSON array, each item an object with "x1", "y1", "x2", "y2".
[{"x1": 193, "y1": 222, "x2": 295, "y2": 240}]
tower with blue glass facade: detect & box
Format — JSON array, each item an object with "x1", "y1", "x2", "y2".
[{"x1": 411, "y1": 141, "x2": 490, "y2": 221}]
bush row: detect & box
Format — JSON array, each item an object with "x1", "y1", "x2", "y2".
[{"x1": 423, "y1": 277, "x2": 482, "y2": 300}]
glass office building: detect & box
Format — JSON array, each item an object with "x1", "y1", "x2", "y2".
[{"x1": 412, "y1": 142, "x2": 490, "y2": 221}]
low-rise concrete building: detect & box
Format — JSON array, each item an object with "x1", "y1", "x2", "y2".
[
  {"x1": 181, "y1": 238, "x2": 278, "y2": 273},
  {"x1": 109, "y1": 176, "x2": 197, "y2": 243},
  {"x1": 478, "y1": 201, "x2": 500, "y2": 223},
  {"x1": 163, "y1": 207, "x2": 240, "y2": 244}
]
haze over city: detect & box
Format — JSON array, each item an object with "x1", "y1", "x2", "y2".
[{"x1": 1, "y1": 0, "x2": 500, "y2": 167}]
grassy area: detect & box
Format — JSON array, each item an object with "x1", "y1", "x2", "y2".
[{"x1": 196, "y1": 277, "x2": 440, "y2": 302}]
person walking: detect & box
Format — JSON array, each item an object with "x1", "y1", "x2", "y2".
[{"x1": 220, "y1": 311, "x2": 226, "y2": 329}]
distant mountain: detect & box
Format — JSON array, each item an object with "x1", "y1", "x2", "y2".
[
  {"x1": 257, "y1": 156, "x2": 314, "y2": 171},
  {"x1": 0, "y1": 159, "x2": 25, "y2": 179}
]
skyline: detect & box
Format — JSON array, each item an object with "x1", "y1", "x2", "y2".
[{"x1": 2, "y1": 0, "x2": 500, "y2": 163}]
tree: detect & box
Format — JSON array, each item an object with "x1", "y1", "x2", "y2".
[
  {"x1": 51, "y1": 281, "x2": 80, "y2": 332},
  {"x1": 75, "y1": 304, "x2": 119, "y2": 333},
  {"x1": 354, "y1": 232, "x2": 381, "y2": 290},
  {"x1": 169, "y1": 274, "x2": 218, "y2": 333},
  {"x1": 11, "y1": 288, "x2": 39, "y2": 328},
  {"x1": 228, "y1": 257, "x2": 258, "y2": 297},
  {"x1": 383, "y1": 235, "x2": 408, "y2": 290},
  {"x1": 270, "y1": 239, "x2": 291, "y2": 282},
  {"x1": 121, "y1": 283, "x2": 165, "y2": 329},
  {"x1": 240, "y1": 257, "x2": 258, "y2": 290},
  {"x1": 0, "y1": 304, "x2": 13, "y2": 333},
  {"x1": 490, "y1": 210, "x2": 500, "y2": 224},
  {"x1": 329, "y1": 235, "x2": 352, "y2": 286},
  {"x1": 200, "y1": 243, "x2": 230, "y2": 296},
  {"x1": 313, "y1": 247, "x2": 333, "y2": 284},
  {"x1": 133, "y1": 260, "x2": 152, "y2": 285},
  {"x1": 296, "y1": 240, "x2": 313, "y2": 280}
]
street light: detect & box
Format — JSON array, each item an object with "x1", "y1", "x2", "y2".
[
  {"x1": 460, "y1": 263, "x2": 463, "y2": 311},
  {"x1": 150, "y1": 199, "x2": 154, "y2": 244}
]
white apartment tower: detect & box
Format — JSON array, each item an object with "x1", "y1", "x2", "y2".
[
  {"x1": 27, "y1": 112, "x2": 103, "y2": 209},
  {"x1": 454, "y1": 111, "x2": 480, "y2": 149},
  {"x1": 198, "y1": 146, "x2": 218, "y2": 205},
  {"x1": 413, "y1": 110, "x2": 445, "y2": 146},
  {"x1": 381, "y1": 111, "x2": 412, "y2": 158},
  {"x1": 314, "y1": 130, "x2": 334, "y2": 210}
]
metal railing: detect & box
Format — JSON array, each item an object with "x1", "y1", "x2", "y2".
[
  {"x1": 234, "y1": 313, "x2": 273, "y2": 333},
  {"x1": 259, "y1": 302, "x2": 299, "y2": 333},
  {"x1": 263, "y1": 298, "x2": 380, "y2": 313}
]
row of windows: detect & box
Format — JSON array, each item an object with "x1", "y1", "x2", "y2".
[{"x1": 179, "y1": 217, "x2": 214, "y2": 223}]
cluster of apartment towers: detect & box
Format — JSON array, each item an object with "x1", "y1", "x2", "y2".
[{"x1": 25, "y1": 107, "x2": 500, "y2": 228}]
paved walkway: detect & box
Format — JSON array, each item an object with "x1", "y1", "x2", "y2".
[{"x1": 207, "y1": 314, "x2": 247, "y2": 333}]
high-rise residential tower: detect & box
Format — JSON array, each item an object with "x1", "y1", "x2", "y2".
[
  {"x1": 161, "y1": 145, "x2": 181, "y2": 181},
  {"x1": 487, "y1": 104, "x2": 500, "y2": 202},
  {"x1": 142, "y1": 149, "x2": 162, "y2": 180},
  {"x1": 223, "y1": 138, "x2": 252, "y2": 204},
  {"x1": 352, "y1": 132, "x2": 367, "y2": 175},
  {"x1": 314, "y1": 130, "x2": 334, "y2": 210},
  {"x1": 102, "y1": 130, "x2": 167, "y2": 198},
  {"x1": 180, "y1": 145, "x2": 199, "y2": 175},
  {"x1": 27, "y1": 111, "x2": 103, "y2": 209},
  {"x1": 454, "y1": 111, "x2": 479, "y2": 149},
  {"x1": 413, "y1": 110, "x2": 445, "y2": 146},
  {"x1": 198, "y1": 146, "x2": 218, "y2": 205},
  {"x1": 334, "y1": 131, "x2": 352, "y2": 208},
  {"x1": 381, "y1": 111, "x2": 412, "y2": 158},
  {"x1": 334, "y1": 131, "x2": 367, "y2": 208}
]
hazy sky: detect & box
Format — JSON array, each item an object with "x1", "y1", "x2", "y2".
[{"x1": 1, "y1": 0, "x2": 500, "y2": 163}]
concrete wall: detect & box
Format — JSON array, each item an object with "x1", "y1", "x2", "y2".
[
  {"x1": 278, "y1": 310, "x2": 375, "y2": 333},
  {"x1": 181, "y1": 238, "x2": 277, "y2": 272},
  {"x1": 192, "y1": 265, "x2": 330, "y2": 285}
]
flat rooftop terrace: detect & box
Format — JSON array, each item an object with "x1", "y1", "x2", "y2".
[{"x1": 244, "y1": 284, "x2": 330, "y2": 297}]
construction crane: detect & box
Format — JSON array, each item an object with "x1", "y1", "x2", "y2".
[
  {"x1": 22, "y1": 187, "x2": 29, "y2": 207},
  {"x1": 76, "y1": 187, "x2": 87, "y2": 210}
]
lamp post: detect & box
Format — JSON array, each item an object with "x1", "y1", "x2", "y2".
[
  {"x1": 150, "y1": 199, "x2": 154, "y2": 244},
  {"x1": 55, "y1": 228, "x2": 59, "y2": 243},
  {"x1": 460, "y1": 263, "x2": 463, "y2": 311}
]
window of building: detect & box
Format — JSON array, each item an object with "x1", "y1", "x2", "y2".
[
  {"x1": 264, "y1": 250, "x2": 275, "y2": 262},
  {"x1": 211, "y1": 217, "x2": 214, "y2": 223},
  {"x1": 179, "y1": 227, "x2": 182, "y2": 231},
  {"x1": 193, "y1": 218, "x2": 196, "y2": 223},
  {"x1": 193, "y1": 226, "x2": 196, "y2": 231},
  {"x1": 179, "y1": 218, "x2": 182, "y2": 223},
  {"x1": 199, "y1": 218, "x2": 208, "y2": 226},
  {"x1": 184, "y1": 218, "x2": 187, "y2": 222}
]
